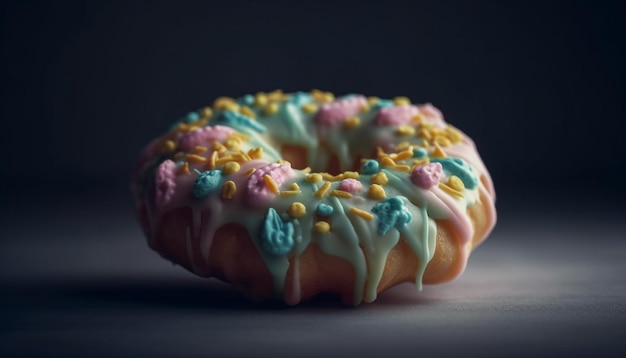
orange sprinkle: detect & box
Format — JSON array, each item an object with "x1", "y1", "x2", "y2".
[
  {"x1": 431, "y1": 143, "x2": 447, "y2": 158},
  {"x1": 279, "y1": 190, "x2": 301, "y2": 196},
  {"x1": 342, "y1": 171, "x2": 359, "y2": 179},
  {"x1": 331, "y1": 190, "x2": 353, "y2": 199},
  {"x1": 434, "y1": 135, "x2": 451, "y2": 147},
  {"x1": 245, "y1": 167, "x2": 256, "y2": 176},
  {"x1": 380, "y1": 157, "x2": 396, "y2": 168},
  {"x1": 439, "y1": 183, "x2": 464, "y2": 198},
  {"x1": 208, "y1": 150, "x2": 218, "y2": 169},
  {"x1": 314, "y1": 182, "x2": 332, "y2": 198},
  {"x1": 263, "y1": 174, "x2": 280, "y2": 194},
  {"x1": 186, "y1": 154, "x2": 207, "y2": 163},
  {"x1": 248, "y1": 147, "x2": 263, "y2": 159},
  {"x1": 177, "y1": 162, "x2": 190, "y2": 175},
  {"x1": 193, "y1": 146, "x2": 207, "y2": 154},
  {"x1": 349, "y1": 207, "x2": 374, "y2": 221},
  {"x1": 212, "y1": 142, "x2": 227, "y2": 152}
]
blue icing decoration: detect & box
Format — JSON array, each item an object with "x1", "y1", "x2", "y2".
[
  {"x1": 361, "y1": 160, "x2": 380, "y2": 175},
  {"x1": 316, "y1": 203, "x2": 334, "y2": 216},
  {"x1": 192, "y1": 169, "x2": 222, "y2": 198},
  {"x1": 217, "y1": 110, "x2": 266, "y2": 133},
  {"x1": 374, "y1": 99, "x2": 394, "y2": 109},
  {"x1": 431, "y1": 157, "x2": 478, "y2": 189},
  {"x1": 413, "y1": 148, "x2": 427, "y2": 159},
  {"x1": 260, "y1": 208, "x2": 295, "y2": 256},
  {"x1": 371, "y1": 197, "x2": 413, "y2": 235},
  {"x1": 241, "y1": 94, "x2": 255, "y2": 106},
  {"x1": 288, "y1": 92, "x2": 313, "y2": 106}
]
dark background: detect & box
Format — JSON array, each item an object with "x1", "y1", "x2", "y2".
[
  {"x1": 1, "y1": 1, "x2": 626, "y2": 357},
  {"x1": 1, "y1": 0, "x2": 625, "y2": 211}
]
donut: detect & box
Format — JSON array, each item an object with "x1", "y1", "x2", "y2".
[{"x1": 131, "y1": 90, "x2": 497, "y2": 305}]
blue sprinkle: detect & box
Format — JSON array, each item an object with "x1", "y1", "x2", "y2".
[
  {"x1": 316, "y1": 203, "x2": 334, "y2": 216},
  {"x1": 241, "y1": 94, "x2": 255, "y2": 106},
  {"x1": 361, "y1": 160, "x2": 380, "y2": 175},
  {"x1": 413, "y1": 148, "x2": 428, "y2": 159},
  {"x1": 371, "y1": 197, "x2": 413, "y2": 235},
  {"x1": 185, "y1": 112, "x2": 200, "y2": 123},
  {"x1": 216, "y1": 110, "x2": 266, "y2": 133},
  {"x1": 260, "y1": 208, "x2": 295, "y2": 256},
  {"x1": 431, "y1": 157, "x2": 478, "y2": 189},
  {"x1": 192, "y1": 169, "x2": 222, "y2": 198},
  {"x1": 374, "y1": 99, "x2": 394, "y2": 109}
]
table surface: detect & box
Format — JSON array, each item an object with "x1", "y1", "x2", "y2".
[{"x1": 1, "y1": 200, "x2": 625, "y2": 358}]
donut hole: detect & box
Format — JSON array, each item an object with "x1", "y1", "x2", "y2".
[{"x1": 279, "y1": 144, "x2": 371, "y2": 175}]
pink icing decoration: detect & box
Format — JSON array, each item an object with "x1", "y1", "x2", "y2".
[
  {"x1": 374, "y1": 105, "x2": 419, "y2": 126},
  {"x1": 154, "y1": 160, "x2": 177, "y2": 209},
  {"x1": 411, "y1": 163, "x2": 443, "y2": 189},
  {"x1": 315, "y1": 95, "x2": 367, "y2": 125},
  {"x1": 246, "y1": 162, "x2": 296, "y2": 206},
  {"x1": 417, "y1": 103, "x2": 446, "y2": 127},
  {"x1": 178, "y1": 125, "x2": 235, "y2": 151},
  {"x1": 338, "y1": 178, "x2": 363, "y2": 193}
]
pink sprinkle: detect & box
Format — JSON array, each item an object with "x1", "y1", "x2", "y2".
[
  {"x1": 338, "y1": 178, "x2": 363, "y2": 193},
  {"x1": 178, "y1": 125, "x2": 235, "y2": 151},
  {"x1": 155, "y1": 160, "x2": 177, "y2": 209},
  {"x1": 374, "y1": 105, "x2": 419, "y2": 126},
  {"x1": 411, "y1": 163, "x2": 443, "y2": 189},
  {"x1": 246, "y1": 162, "x2": 296, "y2": 206},
  {"x1": 315, "y1": 95, "x2": 367, "y2": 125}
]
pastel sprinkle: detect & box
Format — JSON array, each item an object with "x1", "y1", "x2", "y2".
[
  {"x1": 186, "y1": 154, "x2": 207, "y2": 163},
  {"x1": 314, "y1": 182, "x2": 332, "y2": 198},
  {"x1": 260, "y1": 208, "x2": 294, "y2": 256},
  {"x1": 368, "y1": 184, "x2": 386, "y2": 200},
  {"x1": 263, "y1": 102, "x2": 279, "y2": 116},
  {"x1": 316, "y1": 203, "x2": 334, "y2": 216},
  {"x1": 161, "y1": 140, "x2": 176, "y2": 154},
  {"x1": 431, "y1": 157, "x2": 478, "y2": 189},
  {"x1": 439, "y1": 183, "x2": 464, "y2": 198},
  {"x1": 371, "y1": 172, "x2": 389, "y2": 186},
  {"x1": 254, "y1": 93, "x2": 268, "y2": 107},
  {"x1": 222, "y1": 161, "x2": 241, "y2": 175},
  {"x1": 306, "y1": 173, "x2": 323, "y2": 183},
  {"x1": 248, "y1": 147, "x2": 263, "y2": 159},
  {"x1": 411, "y1": 163, "x2": 443, "y2": 189},
  {"x1": 331, "y1": 190, "x2": 353, "y2": 199},
  {"x1": 221, "y1": 181, "x2": 237, "y2": 199},
  {"x1": 431, "y1": 144, "x2": 447, "y2": 158},
  {"x1": 447, "y1": 175, "x2": 465, "y2": 191},
  {"x1": 263, "y1": 174, "x2": 280, "y2": 194},
  {"x1": 192, "y1": 169, "x2": 222, "y2": 198},
  {"x1": 350, "y1": 207, "x2": 374, "y2": 221},
  {"x1": 193, "y1": 146, "x2": 207, "y2": 154},
  {"x1": 338, "y1": 178, "x2": 363, "y2": 193},
  {"x1": 361, "y1": 160, "x2": 379, "y2": 175},
  {"x1": 177, "y1": 161, "x2": 190, "y2": 175},
  {"x1": 343, "y1": 116, "x2": 361, "y2": 129},
  {"x1": 314, "y1": 221, "x2": 330, "y2": 233},
  {"x1": 302, "y1": 103, "x2": 318, "y2": 113},
  {"x1": 396, "y1": 125, "x2": 415, "y2": 136},
  {"x1": 413, "y1": 148, "x2": 428, "y2": 159},
  {"x1": 393, "y1": 96, "x2": 411, "y2": 106},
  {"x1": 287, "y1": 202, "x2": 307, "y2": 218}
]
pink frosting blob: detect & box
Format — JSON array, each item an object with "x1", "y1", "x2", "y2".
[
  {"x1": 411, "y1": 162, "x2": 443, "y2": 189},
  {"x1": 315, "y1": 95, "x2": 367, "y2": 125},
  {"x1": 338, "y1": 178, "x2": 363, "y2": 193},
  {"x1": 374, "y1": 105, "x2": 420, "y2": 126},
  {"x1": 246, "y1": 162, "x2": 296, "y2": 206},
  {"x1": 178, "y1": 125, "x2": 235, "y2": 151},
  {"x1": 154, "y1": 159, "x2": 177, "y2": 209}
]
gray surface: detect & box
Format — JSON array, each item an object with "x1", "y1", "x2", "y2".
[{"x1": 1, "y1": 201, "x2": 625, "y2": 357}]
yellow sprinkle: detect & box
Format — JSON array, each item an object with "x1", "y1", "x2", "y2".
[
  {"x1": 439, "y1": 183, "x2": 464, "y2": 198},
  {"x1": 247, "y1": 147, "x2": 263, "y2": 159},
  {"x1": 431, "y1": 144, "x2": 447, "y2": 158},
  {"x1": 232, "y1": 152, "x2": 250, "y2": 163},
  {"x1": 342, "y1": 171, "x2": 359, "y2": 179},
  {"x1": 393, "y1": 96, "x2": 411, "y2": 106},
  {"x1": 434, "y1": 135, "x2": 451, "y2": 147},
  {"x1": 393, "y1": 149, "x2": 414, "y2": 162},
  {"x1": 445, "y1": 126, "x2": 464, "y2": 143},
  {"x1": 306, "y1": 173, "x2": 323, "y2": 183},
  {"x1": 177, "y1": 162, "x2": 190, "y2": 175},
  {"x1": 301, "y1": 167, "x2": 312, "y2": 173},
  {"x1": 448, "y1": 175, "x2": 465, "y2": 191},
  {"x1": 263, "y1": 174, "x2": 280, "y2": 194},
  {"x1": 229, "y1": 132, "x2": 250, "y2": 141},
  {"x1": 343, "y1": 116, "x2": 361, "y2": 129},
  {"x1": 176, "y1": 123, "x2": 190, "y2": 133},
  {"x1": 173, "y1": 151, "x2": 185, "y2": 162},
  {"x1": 359, "y1": 103, "x2": 370, "y2": 113},
  {"x1": 349, "y1": 207, "x2": 374, "y2": 221},
  {"x1": 215, "y1": 156, "x2": 236, "y2": 165},
  {"x1": 186, "y1": 154, "x2": 207, "y2": 163},
  {"x1": 254, "y1": 92, "x2": 268, "y2": 107},
  {"x1": 331, "y1": 190, "x2": 353, "y2": 199},
  {"x1": 422, "y1": 139, "x2": 430, "y2": 148},
  {"x1": 371, "y1": 172, "x2": 389, "y2": 185},
  {"x1": 212, "y1": 142, "x2": 227, "y2": 152},
  {"x1": 213, "y1": 97, "x2": 239, "y2": 111},
  {"x1": 314, "y1": 181, "x2": 332, "y2": 198},
  {"x1": 208, "y1": 150, "x2": 218, "y2": 169},
  {"x1": 323, "y1": 92, "x2": 335, "y2": 103},
  {"x1": 239, "y1": 106, "x2": 256, "y2": 118},
  {"x1": 161, "y1": 140, "x2": 176, "y2": 154},
  {"x1": 222, "y1": 161, "x2": 241, "y2": 175},
  {"x1": 367, "y1": 96, "x2": 379, "y2": 106},
  {"x1": 267, "y1": 89, "x2": 286, "y2": 102},
  {"x1": 395, "y1": 141, "x2": 411, "y2": 152},
  {"x1": 287, "y1": 202, "x2": 306, "y2": 218},
  {"x1": 411, "y1": 113, "x2": 425, "y2": 123},
  {"x1": 314, "y1": 221, "x2": 330, "y2": 233},
  {"x1": 412, "y1": 158, "x2": 430, "y2": 167},
  {"x1": 418, "y1": 128, "x2": 433, "y2": 140},
  {"x1": 302, "y1": 103, "x2": 318, "y2": 113},
  {"x1": 245, "y1": 167, "x2": 256, "y2": 176},
  {"x1": 221, "y1": 181, "x2": 237, "y2": 200},
  {"x1": 396, "y1": 125, "x2": 415, "y2": 136},
  {"x1": 311, "y1": 89, "x2": 334, "y2": 103},
  {"x1": 201, "y1": 107, "x2": 213, "y2": 119},
  {"x1": 380, "y1": 157, "x2": 396, "y2": 168},
  {"x1": 225, "y1": 137, "x2": 242, "y2": 149},
  {"x1": 262, "y1": 102, "x2": 279, "y2": 116},
  {"x1": 289, "y1": 183, "x2": 300, "y2": 190},
  {"x1": 368, "y1": 184, "x2": 386, "y2": 200},
  {"x1": 394, "y1": 164, "x2": 411, "y2": 172},
  {"x1": 193, "y1": 146, "x2": 207, "y2": 154},
  {"x1": 279, "y1": 190, "x2": 301, "y2": 196}
]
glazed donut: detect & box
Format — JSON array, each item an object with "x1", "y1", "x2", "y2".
[{"x1": 131, "y1": 90, "x2": 496, "y2": 305}]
